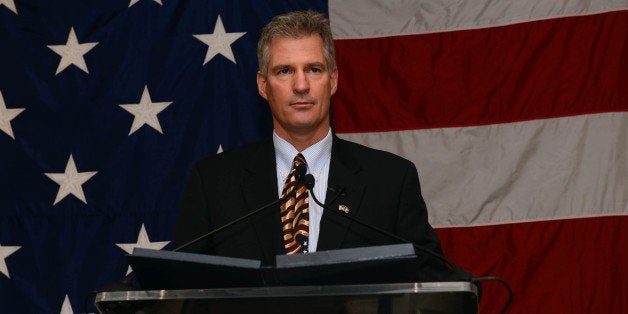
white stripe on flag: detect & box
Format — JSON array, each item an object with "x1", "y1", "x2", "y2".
[
  {"x1": 338, "y1": 112, "x2": 627, "y2": 227},
  {"x1": 329, "y1": 0, "x2": 628, "y2": 38}
]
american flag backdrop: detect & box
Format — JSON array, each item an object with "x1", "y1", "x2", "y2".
[{"x1": 0, "y1": 0, "x2": 626, "y2": 313}]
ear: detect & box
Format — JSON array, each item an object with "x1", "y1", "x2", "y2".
[
  {"x1": 257, "y1": 71, "x2": 268, "y2": 100},
  {"x1": 330, "y1": 67, "x2": 338, "y2": 96}
]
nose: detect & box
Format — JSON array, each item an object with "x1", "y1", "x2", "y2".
[{"x1": 292, "y1": 70, "x2": 310, "y2": 95}]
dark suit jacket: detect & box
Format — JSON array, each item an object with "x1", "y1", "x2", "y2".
[{"x1": 174, "y1": 135, "x2": 443, "y2": 266}]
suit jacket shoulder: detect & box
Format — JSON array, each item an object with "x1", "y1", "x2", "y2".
[
  {"x1": 321, "y1": 136, "x2": 441, "y2": 254},
  {"x1": 191, "y1": 137, "x2": 275, "y2": 178},
  {"x1": 174, "y1": 137, "x2": 283, "y2": 263},
  {"x1": 332, "y1": 136, "x2": 415, "y2": 171}
]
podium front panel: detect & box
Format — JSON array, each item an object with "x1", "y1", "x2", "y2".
[{"x1": 95, "y1": 282, "x2": 478, "y2": 314}]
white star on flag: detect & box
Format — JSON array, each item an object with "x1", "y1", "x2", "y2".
[
  {"x1": 0, "y1": 243, "x2": 20, "y2": 279},
  {"x1": 45, "y1": 154, "x2": 97, "y2": 205},
  {"x1": 119, "y1": 85, "x2": 173, "y2": 135},
  {"x1": 128, "y1": 0, "x2": 162, "y2": 8},
  {"x1": 116, "y1": 224, "x2": 170, "y2": 274},
  {"x1": 60, "y1": 294, "x2": 73, "y2": 314},
  {"x1": 0, "y1": 91, "x2": 25, "y2": 140},
  {"x1": 0, "y1": 0, "x2": 18, "y2": 14},
  {"x1": 47, "y1": 27, "x2": 98, "y2": 75},
  {"x1": 194, "y1": 15, "x2": 246, "y2": 65}
]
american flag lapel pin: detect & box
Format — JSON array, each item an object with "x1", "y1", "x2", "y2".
[{"x1": 338, "y1": 204, "x2": 350, "y2": 214}]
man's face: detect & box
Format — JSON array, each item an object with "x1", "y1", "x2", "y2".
[{"x1": 257, "y1": 34, "x2": 338, "y2": 139}]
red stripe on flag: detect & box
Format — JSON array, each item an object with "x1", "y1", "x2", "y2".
[
  {"x1": 333, "y1": 10, "x2": 628, "y2": 133},
  {"x1": 436, "y1": 216, "x2": 628, "y2": 313}
]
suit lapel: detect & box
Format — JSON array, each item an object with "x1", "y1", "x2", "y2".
[
  {"x1": 318, "y1": 137, "x2": 366, "y2": 251},
  {"x1": 241, "y1": 138, "x2": 284, "y2": 265}
]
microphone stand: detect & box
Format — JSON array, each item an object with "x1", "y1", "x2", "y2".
[{"x1": 103, "y1": 165, "x2": 309, "y2": 290}]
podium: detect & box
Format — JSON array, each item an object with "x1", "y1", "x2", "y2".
[
  {"x1": 94, "y1": 282, "x2": 478, "y2": 313},
  {"x1": 95, "y1": 244, "x2": 478, "y2": 313}
]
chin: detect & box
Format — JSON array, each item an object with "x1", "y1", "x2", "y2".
[{"x1": 288, "y1": 116, "x2": 319, "y2": 128}]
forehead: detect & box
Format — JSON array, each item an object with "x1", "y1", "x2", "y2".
[{"x1": 267, "y1": 34, "x2": 326, "y2": 66}]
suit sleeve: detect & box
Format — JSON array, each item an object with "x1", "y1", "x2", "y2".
[
  {"x1": 397, "y1": 162, "x2": 444, "y2": 255},
  {"x1": 173, "y1": 164, "x2": 213, "y2": 254}
]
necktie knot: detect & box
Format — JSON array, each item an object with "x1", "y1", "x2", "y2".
[
  {"x1": 293, "y1": 153, "x2": 306, "y2": 167},
  {"x1": 292, "y1": 153, "x2": 307, "y2": 183}
]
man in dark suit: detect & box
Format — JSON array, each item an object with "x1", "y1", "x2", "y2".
[{"x1": 174, "y1": 10, "x2": 443, "y2": 268}]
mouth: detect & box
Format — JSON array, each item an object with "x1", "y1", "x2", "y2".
[{"x1": 290, "y1": 101, "x2": 315, "y2": 109}]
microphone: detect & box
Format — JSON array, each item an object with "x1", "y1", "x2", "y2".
[
  {"x1": 303, "y1": 174, "x2": 472, "y2": 281},
  {"x1": 102, "y1": 164, "x2": 309, "y2": 291}
]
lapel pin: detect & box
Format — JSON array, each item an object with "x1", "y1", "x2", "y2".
[{"x1": 338, "y1": 205, "x2": 350, "y2": 214}]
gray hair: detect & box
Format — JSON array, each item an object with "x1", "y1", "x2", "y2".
[{"x1": 257, "y1": 10, "x2": 336, "y2": 77}]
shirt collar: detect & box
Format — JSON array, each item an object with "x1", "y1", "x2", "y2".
[{"x1": 273, "y1": 128, "x2": 333, "y2": 173}]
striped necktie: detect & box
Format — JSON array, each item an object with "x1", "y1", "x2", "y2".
[{"x1": 280, "y1": 154, "x2": 309, "y2": 254}]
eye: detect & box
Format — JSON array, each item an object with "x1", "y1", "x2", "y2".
[
  {"x1": 308, "y1": 67, "x2": 322, "y2": 73},
  {"x1": 277, "y1": 68, "x2": 290, "y2": 75}
]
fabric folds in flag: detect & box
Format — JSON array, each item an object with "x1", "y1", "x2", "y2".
[
  {"x1": 330, "y1": 0, "x2": 627, "y2": 313},
  {"x1": 0, "y1": 1, "x2": 325, "y2": 312}
]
